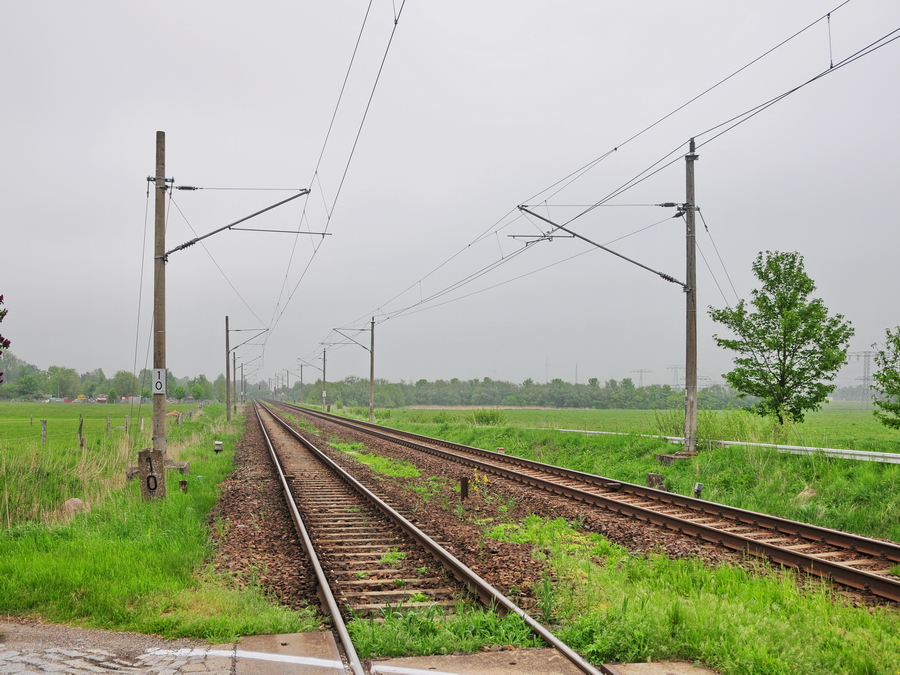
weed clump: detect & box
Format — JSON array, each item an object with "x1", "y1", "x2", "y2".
[{"x1": 472, "y1": 409, "x2": 505, "y2": 425}]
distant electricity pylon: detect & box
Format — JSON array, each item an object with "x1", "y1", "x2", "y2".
[
  {"x1": 631, "y1": 369, "x2": 651, "y2": 387},
  {"x1": 849, "y1": 351, "x2": 875, "y2": 403},
  {"x1": 668, "y1": 365, "x2": 684, "y2": 390}
]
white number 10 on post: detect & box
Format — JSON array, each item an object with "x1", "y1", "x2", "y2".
[{"x1": 153, "y1": 369, "x2": 167, "y2": 396}]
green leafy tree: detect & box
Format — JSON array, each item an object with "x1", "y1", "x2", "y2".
[
  {"x1": 46, "y1": 366, "x2": 81, "y2": 398},
  {"x1": 708, "y1": 251, "x2": 853, "y2": 424},
  {"x1": 173, "y1": 385, "x2": 187, "y2": 401},
  {"x1": 107, "y1": 388, "x2": 118, "y2": 403},
  {"x1": 16, "y1": 374, "x2": 40, "y2": 398},
  {"x1": 872, "y1": 327, "x2": 900, "y2": 430},
  {"x1": 213, "y1": 374, "x2": 227, "y2": 402},
  {"x1": 81, "y1": 368, "x2": 106, "y2": 389},
  {"x1": 188, "y1": 374, "x2": 214, "y2": 400},
  {"x1": 109, "y1": 370, "x2": 139, "y2": 398}
]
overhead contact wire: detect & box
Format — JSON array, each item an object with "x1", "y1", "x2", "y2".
[{"x1": 269, "y1": 1, "x2": 408, "y2": 339}]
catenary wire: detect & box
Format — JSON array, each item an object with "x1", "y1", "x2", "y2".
[
  {"x1": 694, "y1": 26, "x2": 900, "y2": 148},
  {"x1": 385, "y1": 215, "x2": 682, "y2": 321},
  {"x1": 698, "y1": 210, "x2": 740, "y2": 305},
  {"x1": 168, "y1": 196, "x2": 267, "y2": 327},
  {"x1": 522, "y1": 0, "x2": 852, "y2": 207},
  {"x1": 319, "y1": 4, "x2": 855, "y2": 349},
  {"x1": 530, "y1": 22, "x2": 900, "y2": 244},
  {"x1": 266, "y1": 1, "x2": 409, "y2": 342},
  {"x1": 300, "y1": 4, "x2": 885, "y2": 380},
  {"x1": 337, "y1": 213, "x2": 677, "y2": 331}
]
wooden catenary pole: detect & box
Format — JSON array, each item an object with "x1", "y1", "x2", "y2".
[
  {"x1": 683, "y1": 139, "x2": 699, "y2": 454},
  {"x1": 151, "y1": 131, "x2": 169, "y2": 497},
  {"x1": 225, "y1": 316, "x2": 231, "y2": 421}
]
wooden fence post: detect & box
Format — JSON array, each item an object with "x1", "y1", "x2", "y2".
[
  {"x1": 78, "y1": 415, "x2": 83, "y2": 445},
  {"x1": 106, "y1": 416, "x2": 111, "y2": 437},
  {"x1": 41, "y1": 420, "x2": 47, "y2": 445}
]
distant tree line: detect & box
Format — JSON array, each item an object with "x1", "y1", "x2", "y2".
[
  {"x1": 0, "y1": 351, "x2": 223, "y2": 402},
  {"x1": 257, "y1": 375, "x2": 755, "y2": 411}
]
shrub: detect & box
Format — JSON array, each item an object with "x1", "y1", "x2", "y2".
[{"x1": 472, "y1": 409, "x2": 505, "y2": 425}]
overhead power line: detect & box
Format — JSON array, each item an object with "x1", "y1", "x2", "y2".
[
  {"x1": 310, "y1": 3, "x2": 900, "y2": 371},
  {"x1": 523, "y1": 0, "x2": 853, "y2": 207},
  {"x1": 264, "y1": 0, "x2": 409, "y2": 343}
]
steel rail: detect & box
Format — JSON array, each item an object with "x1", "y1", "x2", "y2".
[
  {"x1": 252, "y1": 403, "x2": 365, "y2": 675},
  {"x1": 279, "y1": 403, "x2": 900, "y2": 603},
  {"x1": 260, "y1": 402, "x2": 608, "y2": 675}
]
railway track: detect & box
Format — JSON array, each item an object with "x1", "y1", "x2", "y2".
[
  {"x1": 253, "y1": 401, "x2": 606, "y2": 675},
  {"x1": 274, "y1": 402, "x2": 900, "y2": 604}
]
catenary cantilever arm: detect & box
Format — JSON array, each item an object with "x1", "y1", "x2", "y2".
[
  {"x1": 165, "y1": 189, "x2": 310, "y2": 258},
  {"x1": 518, "y1": 205, "x2": 685, "y2": 288}
]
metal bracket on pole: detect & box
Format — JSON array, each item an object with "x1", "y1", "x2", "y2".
[
  {"x1": 518, "y1": 206, "x2": 687, "y2": 289},
  {"x1": 166, "y1": 189, "x2": 310, "y2": 257}
]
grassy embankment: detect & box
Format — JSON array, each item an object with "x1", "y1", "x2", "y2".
[
  {"x1": 325, "y1": 403, "x2": 900, "y2": 672},
  {"x1": 355, "y1": 403, "x2": 900, "y2": 542},
  {"x1": 0, "y1": 402, "x2": 315, "y2": 641}
]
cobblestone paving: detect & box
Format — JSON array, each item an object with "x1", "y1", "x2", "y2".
[{"x1": 0, "y1": 645, "x2": 236, "y2": 675}]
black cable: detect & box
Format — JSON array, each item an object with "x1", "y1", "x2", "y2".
[
  {"x1": 268, "y1": 1, "x2": 408, "y2": 340},
  {"x1": 168, "y1": 196, "x2": 267, "y2": 327},
  {"x1": 524, "y1": 1, "x2": 852, "y2": 207},
  {"x1": 367, "y1": 213, "x2": 677, "y2": 326},
  {"x1": 695, "y1": 27, "x2": 900, "y2": 148},
  {"x1": 696, "y1": 239, "x2": 730, "y2": 307},
  {"x1": 128, "y1": 185, "x2": 153, "y2": 427},
  {"x1": 698, "y1": 210, "x2": 740, "y2": 305},
  {"x1": 314, "y1": 0, "x2": 375, "y2": 177},
  {"x1": 326, "y1": 2, "x2": 848, "y2": 337}
]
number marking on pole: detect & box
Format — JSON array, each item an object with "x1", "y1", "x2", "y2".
[{"x1": 153, "y1": 369, "x2": 167, "y2": 396}]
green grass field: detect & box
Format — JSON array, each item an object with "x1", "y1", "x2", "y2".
[
  {"x1": 0, "y1": 403, "x2": 316, "y2": 640},
  {"x1": 0, "y1": 401, "x2": 197, "y2": 526},
  {"x1": 387, "y1": 401, "x2": 900, "y2": 451}
]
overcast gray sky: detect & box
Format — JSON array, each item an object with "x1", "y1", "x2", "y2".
[{"x1": 2, "y1": 1, "x2": 897, "y2": 391}]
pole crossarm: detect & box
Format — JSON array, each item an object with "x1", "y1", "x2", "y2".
[
  {"x1": 228, "y1": 328, "x2": 269, "y2": 352},
  {"x1": 333, "y1": 327, "x2": 372, "y2": 353},
  {"x1": 517, "y1": 206, "x2": 686, "y2": 288},
  {"x1": 165, "y1": 189, "x2": 310, "y2": 258},
  {"x1": 297, "y1": 358, "x2": 323, "y2": 374}
]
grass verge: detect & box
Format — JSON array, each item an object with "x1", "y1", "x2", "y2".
[
  {"x1": 489, "y1": 514, "x2": 900, "y2": 674},
  {"x1": 0, "y1": 404, "x2": 317, "y2": 641},
  {"x1": 361, "y1": 414, "x2": 900, "y2": 542}
]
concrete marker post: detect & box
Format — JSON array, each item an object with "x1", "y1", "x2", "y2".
[{"x1": 139, "y1": 448, "x2": 167, "y2": 501}]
